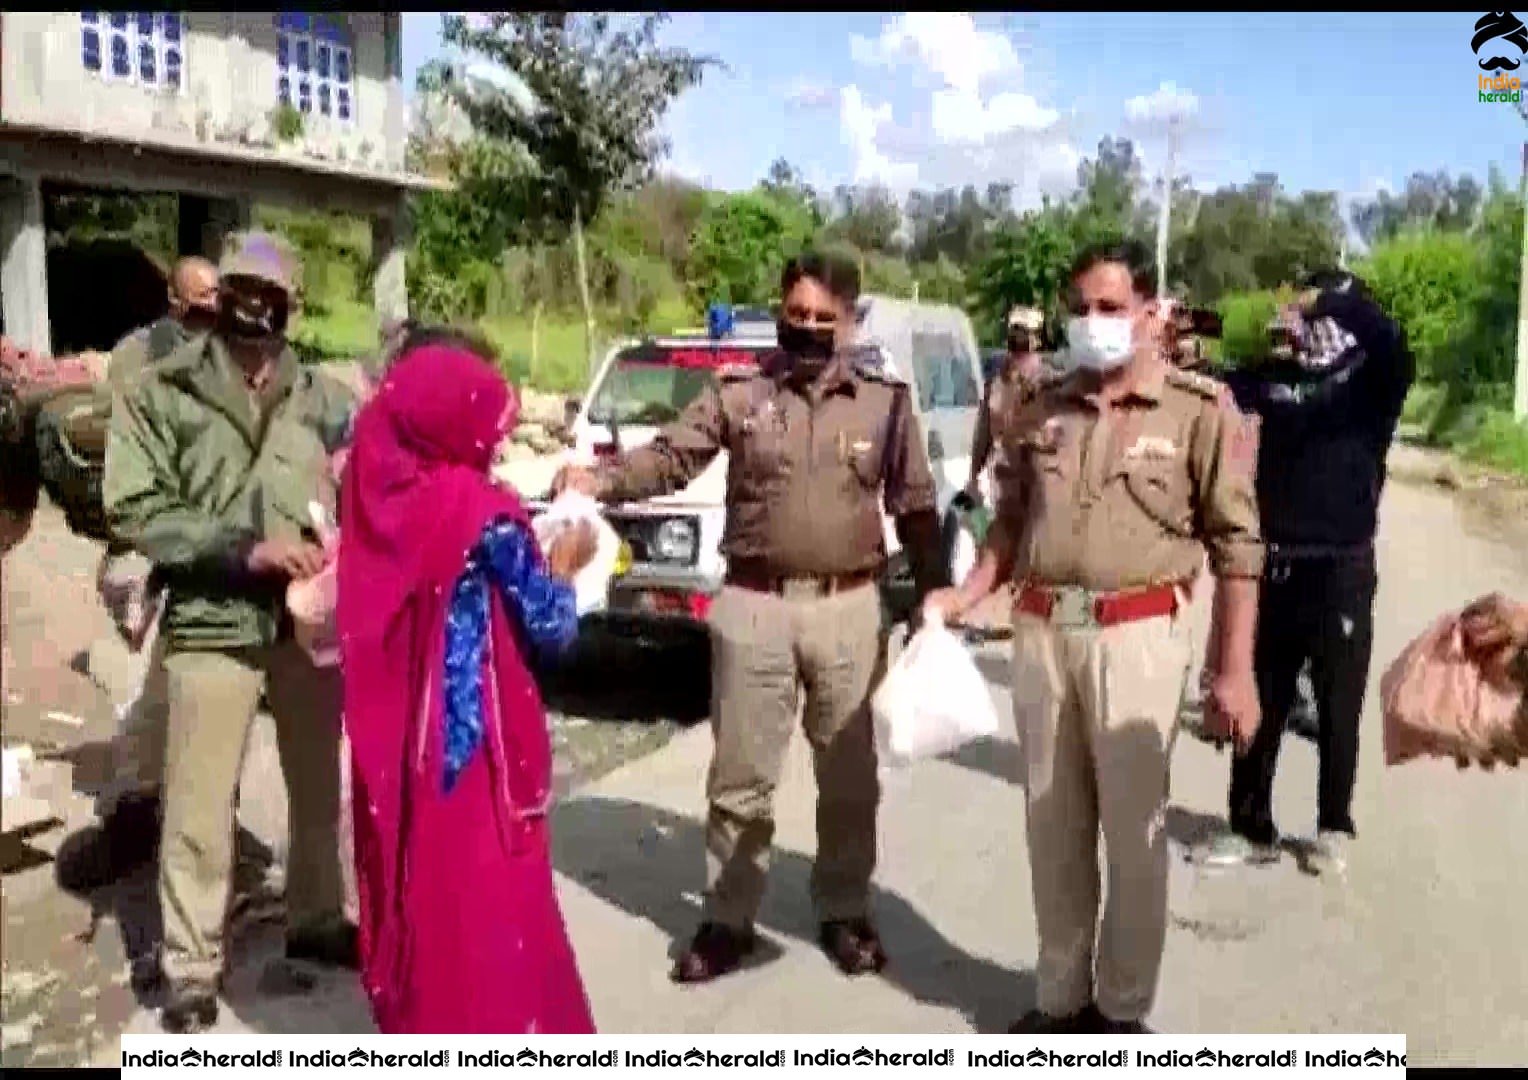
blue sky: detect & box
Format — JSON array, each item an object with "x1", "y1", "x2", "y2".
[{"x1": 401, "y1": 12, "x2": 1522, "y2": 213}]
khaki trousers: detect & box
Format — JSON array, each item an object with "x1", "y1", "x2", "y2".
[
  {"x1": 99, "y1": 625, "x2": 169, "y2": 811},
  {"x1": 704, "y1": 582, "x2": 886, "y2": 928},
  {"x1": 1013, "y1": 609, "x2": 1193, "y2": 1023},
  {"x1": 93, "y1": 551, "x2": 168, "y2": 811},
  {"x1": 159, "y1": 641, "x2": 345, "y2": 988}
]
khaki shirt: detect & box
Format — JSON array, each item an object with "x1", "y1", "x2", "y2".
[
  {"x1": 992, "y1": 361, "x2": 1263, "y2": 591},
  {"x1": 599, "y1": 352, "x2": 938, "y2": 576}
]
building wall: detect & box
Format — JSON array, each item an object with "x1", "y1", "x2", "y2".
[{"x1": 0, "y1": 11, "x2": 404, "y2": 176}]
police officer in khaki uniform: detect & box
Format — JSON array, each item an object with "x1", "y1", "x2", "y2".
[
  {"x1": 928, "y1": 240, "x2": 1263, "y2": 1035},
  {"x1": 557, "y1": 251, "x2": 945, "y2": 984},
  {"x1": 966, "y1": 304, "x2": 1048, "y2": 501},
  {"x1": 105, "y1": 232, "x2": 358, "y2": 1033}
]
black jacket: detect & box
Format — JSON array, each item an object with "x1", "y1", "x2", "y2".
[{"x1": 1221, "y1": 289, "x2": 1415, "y2": 548}]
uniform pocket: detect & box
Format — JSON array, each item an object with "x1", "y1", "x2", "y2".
[
  {"x1": 847, "y1": 439, "x2": 884, "y2": 488},
  {"x1": 739, "y1": 427, "x2": 790, "y2": 482},
  {"x1": 1122, "y1": 458, "x2": 1191, "y2": 537}
]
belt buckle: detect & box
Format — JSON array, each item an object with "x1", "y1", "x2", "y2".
[
  {"x1": 780, "y1": 576, "x2": 822, "y2": 601},
  {"x1": 1051, "y1": 586, "x2": 1098, "y2": 630}
]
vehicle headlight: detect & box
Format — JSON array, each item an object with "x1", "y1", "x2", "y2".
[{"x1": 652, "y1": 517, "x2": 698, "y2": 564}]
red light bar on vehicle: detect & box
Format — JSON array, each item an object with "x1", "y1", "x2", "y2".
[{"x1": 623, "y1": 347, "x2": 762, "y2": 369}]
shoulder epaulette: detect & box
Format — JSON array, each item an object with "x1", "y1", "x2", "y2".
[
  {"x1": 1165, "y1": 366, "x2": 1226, "y2": 402},
  {"x1": 855, "y1": 362, "x2": 908, "y2": 388}
]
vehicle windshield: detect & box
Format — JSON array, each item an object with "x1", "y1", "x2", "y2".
[{"x1": 586, "y1": 343, "x2": 768, "y2": 427}]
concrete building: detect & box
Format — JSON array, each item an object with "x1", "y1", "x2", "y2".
[{"x1": 0, "y1": 11, "x2": 439, "y2": 355}]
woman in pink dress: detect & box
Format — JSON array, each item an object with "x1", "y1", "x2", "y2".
[{"x1": 337, "y1": 329, "x2": 595, "y2": 1034}]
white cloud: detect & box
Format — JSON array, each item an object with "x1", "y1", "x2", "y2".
[
  {"x1": 931, "y1": 88, "x2": 1058, "y2": 145},
  {"x1": 839, "y1": 86, "x2": 918, "y2": 188},
  {"x1": 1124, "y1": 81, "x2": 1200, "y2": 124},
  {"x1": 850, "y1": 12, "x2": 1020, "y2": 99},
  {"x1": 837, "y1": 13, "x2": 1074, "y2": 207}
]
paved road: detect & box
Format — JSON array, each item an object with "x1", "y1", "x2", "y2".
[
  {"x1": 553, "y1": 470, "x2": 1528, "y2": 1065},
  {"x1": 6, "y1": 471, "x2": 1525, "y2": 1064}
]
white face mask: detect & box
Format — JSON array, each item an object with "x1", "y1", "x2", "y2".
[{"x1": 1065, "y1": 315, "x2": 1136, "y2": 372}]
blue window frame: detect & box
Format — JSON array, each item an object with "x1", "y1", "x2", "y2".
[
  {"x1": 275, "y1": 12, "x2": 355, "y2": 124},
  {"x1": 82, "y1": 12, "x2": 184, "y2": 92},
  {"x1": 82, "y1": 12, "x2": 102, "y2": 73}
]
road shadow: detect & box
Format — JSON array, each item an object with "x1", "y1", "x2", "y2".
[
  {"x1": 1164, "y1": 805, "x2": 1224, "y2": 850},
  {"x1": 53, "y1": 824, "x2": 279, "y2": 1010},
  {"x1": 551, "y1": 795, "x2": 1031, "y2": 1033},
  {"x1": 973, "y1": 649, "x2": 1011, "y2": 688},
  {"x1": 47, "y1": 737, "x2": 115, "y2": 799},
  {"x1": 939, "y1": 737, "x2": 1024, "y2": 786},
  {"x1": 220, "y1": 918, "x2": 375, "y2": 1035},
  {"x1": 0, "y1": 818, "x2": 65, "y2": 875}
]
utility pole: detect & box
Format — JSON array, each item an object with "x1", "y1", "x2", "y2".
[
  {"x1": 1337, "y1": 191, "x2": 1349, "y2": 271},
  {"x1": 1154, "y1": 115, "x2": 1179, "y2": 300},
  {"x1": 1515, "y1": 98, "x2": 1528, "y2": 419}
]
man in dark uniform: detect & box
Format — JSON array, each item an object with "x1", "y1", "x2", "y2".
[
  {"x1": 1199, "y1": 270, "x2": 1414, "y2": 875},
  {"x1": 556, "y1": 250, "x2": 946, "y2": 984}
]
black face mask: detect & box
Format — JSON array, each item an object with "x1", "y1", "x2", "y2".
[
  {"x1": 217, "y1": 290, "x2": 289, "y2": 346},
  {"x1": 777, "y1": 319, "x2": 837, "y2": 367},
  {"x1": 179, "y1": 306, "x2": 219, "y2": 335},
  {"x1": 1007, "y1": 331, "x2": 1035, "y2": 354}
]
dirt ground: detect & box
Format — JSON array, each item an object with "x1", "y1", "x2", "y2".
[{"x1": 0, "y1": 499, "x2": 683, "y2": 1065}]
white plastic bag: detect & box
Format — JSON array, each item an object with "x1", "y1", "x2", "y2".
[
  {"x1": 531, "y1": 490, "x2": 622, "y2": 616},
  {"x1": 872, "y1": 610, "x2": 1000, "y2": 767},
  {"x1": 287, "y1": 501, "x2": 340, "y2": 668}
]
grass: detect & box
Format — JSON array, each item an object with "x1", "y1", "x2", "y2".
[
  {"x1": 1400, "y1": 380, "x2": 1528, "y2": 477},
  {"x1": 291, "y1": 298, "x2": 378, "y2": 362},
  {"x1": 296, "y1": 288, "x2": 699, "y2": 396}
]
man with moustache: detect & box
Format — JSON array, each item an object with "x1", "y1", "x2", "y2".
[
  {"x1": 555, "y1": 250, "x2": 946, "y2": 985},
  {"x1": 926, "y1": 240, "x2": 1263, "y2": 1034},
  {"x1": 105, "y1": 232, "x2": 358, "y2": 1032},
  {"x1": 64, "y1": 257, "x2": 226, "y2": 893}
]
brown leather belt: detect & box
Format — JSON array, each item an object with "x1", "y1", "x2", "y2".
[
  {"x1": 726, "y1": 565, "x2": 879, "y2": 597},
  {"x1": 1016, "y1": 581, "x2": 1182, "y2": 629}
]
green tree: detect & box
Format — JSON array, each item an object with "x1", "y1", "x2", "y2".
[
  {"x1": 1352, "y1": 171, "x2": 1485, "y2": 245},
  {"x1": 430, "y1": 13, "x2": 717, "y2": 363},
  {"x1": 911, "y1": 254, "x2": 967, "y2": 306},
  {"x1": 686, "y1": 191, "x2": 814, "y2": 309},
  {"x1": 968, "y1": 208, "x2": 1076, "y2": 347},
  {"x1": 1355, "y1": 230, "x2": 1477, "y2": 384},
  {"x1": 822, "y1": 183, "x2": 903, "y2": 255},
  {"x1": 1070, "y1": 136, "x2": 1148, "y2": 247}
]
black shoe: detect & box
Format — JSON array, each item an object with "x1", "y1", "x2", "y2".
[
  {"x1": 55, "y1": 793, "x2": 162, "y2": 893},
  {"x1": 819, "y1": 918, "x2": 888, "y2": 977},
  {"x1": 161, "y1": 990, "x2": 218, "y2": 1034},
  {"x1": 285, "y1": 920, "x2": 359, "y2": 970},
  {"x1": 671, "y1": 921, "x2": 757, "y2": 984},
  {"x1": 1008, "y1": 1002, "x2": 1106, "y2": 1034}
]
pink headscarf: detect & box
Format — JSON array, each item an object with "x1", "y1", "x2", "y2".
[{"x1": 337, "y1": 343, "x2": 533, "y2": 1011}]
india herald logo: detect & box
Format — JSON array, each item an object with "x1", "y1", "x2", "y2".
[{"x1": 1475, "y1": 12, "x2": 1528, "y2": 102}]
